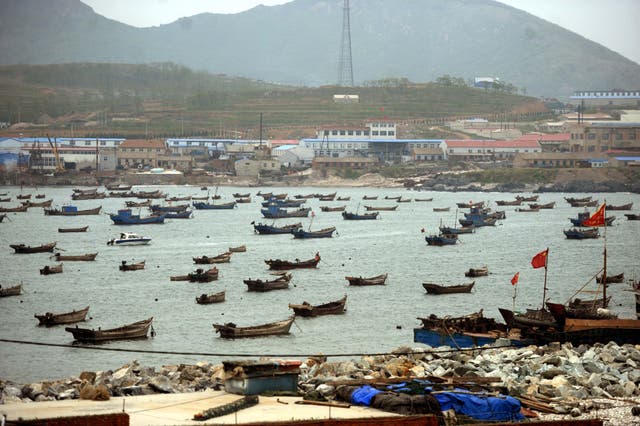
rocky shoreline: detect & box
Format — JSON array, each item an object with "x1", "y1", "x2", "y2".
[{"x1": 2, "y1": 342, "x2": 640, "y2": 424}]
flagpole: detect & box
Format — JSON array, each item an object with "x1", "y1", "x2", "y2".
[{"x1": 542, "y1": 247, "x2": 549, "y2": 308}]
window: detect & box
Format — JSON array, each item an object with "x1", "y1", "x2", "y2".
[
  {"x1": 69, "y1": 141, "x2": 75, "y2": 146},
  {"x1": 389, "y1": 131, "x2": 395, "y2": 136},
  {"x1": 100, "y1": 141, "x2": 106, "y2": 146},
  {"x1": 355, "y1": 131, "x2": 361, "y2": 136},
  {"x1": 587, "y1": 133, "x2": 596, "y2": 140},
  {"x1": 324, "y1": 130, "x2": 329, "y2": 136},
  {"x1": 139, "y1": 148, "x2": 144, "y2": 152},
  {"x1": 348, "y1": 131, "x2": 353, "y2": 136},
  {"x1": 449, "y1": 149, "x2": 454, "y2": 153},
  {"x1": 331, "y1": 130, "x2": 338, "y2": 136},
  {"x1": 587, "y1": 146, "x2": 595, "y2": 152},
  {"x1": 630, "y1": 133, "x2": 636, "y2": 140},
  {"x1": 364, "y1": 130, "x2": 370, "y2": 136},
  {"x1": 616, "y1": 133, "x2": 623, "y2": 140},
  {"x1": 372, "y1": 131, "x2": 379, "y2": 136},
  {"x1": 380, "y1": 131, "x2": 387, "y2": 136},
  {"x1": 600, "y1": 145, "x2": 608, "y2": 152},
  {"x1": 340, "y1": 130, "x2": 346, "y2": 136},
  {"x1": 603, "y1": 133, "x2": 610, "y2": 140},
  {"x1": 85, "y1": 141, "x2": 91, "y2": 146}
]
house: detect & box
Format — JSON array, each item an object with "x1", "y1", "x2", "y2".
[
  {"x1": 117, "y1": 139, "x2": 167, "y2": 169},
  {"x1": 513, "y1": 152, "x2": 600, "y2": 168},
  {"x1": 567, "y1": 122, "x2": 640, "y2": 154},
  {"x1": 444, "y1": 139, "x2": 541, "y2": 161},
  {"x1": 234, "y1": 159, "x2": 280, "y2": 177},
  {"x1": 412, "y1": 148, "x2": 445, "y2": 162},
  {"x1": 273, "y1": 145, "x2": 314, "y2": 168}
]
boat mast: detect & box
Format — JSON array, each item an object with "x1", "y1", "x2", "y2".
[
  {"x1": 542, "y1": 247, "x2": 549, "y2": 308},
  {"x1": 602, "y1": 201, "x2": 607, "y2": 307}
]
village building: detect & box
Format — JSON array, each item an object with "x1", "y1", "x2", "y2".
[
  {"x1": 117, "y1": 139, "x2": 167, "y2": 169},
  {"x1": 273, "y1": 145, "x2": 314, "y2": 168},
  {"x1": 567, "y1": 122, "x2": 640, "y2": 154},
  {"x1": 444, "y1": 139, "x2": 541, "y2": 161},
  {"x1": 234, "y1": 158, "x2": 281, "y2": 177},
  {"x1": 311, "y1": 156, "x2": 378, "y2": 171}
]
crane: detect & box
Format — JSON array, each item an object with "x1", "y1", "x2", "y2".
[{"x1": 46, "y1": 134, "x2": 65, "y2": 173}]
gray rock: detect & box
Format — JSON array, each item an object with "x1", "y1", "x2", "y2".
[
  {"x1": 58, "y1": 388, "x2": 79, "y2": 400},
  {"x1": 120, "y1": 385, "x2": 145, "y2": 396},
  {"x1": 149, "y1": 376, "x2": 174, "y2": 393},
  {"x1": 571, "y1": 407, "x2": 582, "y2": 417},
  {"x1": 3, "y1": 385, "x2": 22, "y2": 398},
  {"x1": 315, "y1": 384, "x2": 335, "y2": 396},
  {"x1": 541, "y1": 368, "x2": 564, "y2": 379}
]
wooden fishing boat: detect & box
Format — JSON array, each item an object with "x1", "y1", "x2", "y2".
[
  {"x1": 265, "y1": 253, "x2": 320, "y2": 270},
  {"x1": 362, "y1": 195, "x2": 378, "y2": 200},
  {"x1": 342, "y1": 211, "x2": 379, "y2": 220},
  {"x1": 193, "y1": 201, "x2": 237, "y2": 210},
  {"x1": 337, "y1": 196, "x2": 350, "y2": 201},
  {"x1": 0, "y1": 204, "x2": 29, "y2": 213},
  {"x1": 228, "y1": 245, "x2": 246, "y2": 253},
  {"x1": 125, "y1": 200, "x2": 152, "y2": 207},
  {"x1": 71, "y1": 192, "x2": 106, "y2": 200},
  {"x1": 133, "y1": 190, "x2": 165, "y2": 199},
  {"x1": 165, "y1": 196, "x2": 192, "y2": 202},
  {"x1": 0, "y1": 284, "x2": 22, "y2": 297},
  {"x1": 44, "y1": 206, "x2": 102, "y2": 216},
  {"x1": 35, "y1": 306, "x2": 90, "y2": 326},
  {"x1": 439, "y1": 225, "x2": 474, "y2": 234},
  {"x1": 11, "y1": 242, "x2": 57, "y2": 253},
  {"x1": 244, "y1": 273, "x2": 292, "y2": 292},
  {"x1": 570, "y1": 199, "x2": 598, "y2": 207},
  {"x1": 565, "y1": 196, "x2": 591, "y2": 203},
  {"x1": 384, "y1": 195, "x2": 401, "y2": 200},
  {"x1": 261, "y1": 206, "x2": 310, "y2": 218},
  {"x1": 569, "y1": 211, "x2": 615, "y2": 227},
  {"x1": 499, "y1": 307, "x2": 557, "y2": 329},
  {"x1": 596, "y1": 273, "x2": 624, "y2": 284},
  {"x1": 257, "y1": 191, "x2": 273, "y2": 199},
  {"x1": 564, "y1": 227, "x2": 600, "y2": 239},
  {"x1": 161, "y1": 210, "x2": 193, "y2": 219},
  {"x1": 119, "y1": 260, "x2": 145, "y2": 271},
  {"x1": 252, "y1": 221, "x2": 302, "y2": 235},
  {"x1": 294, "y1": 194, "x2": 314, "y2": 199},
  {"x1": 528, "y1": 202, "x2": 556, "y2": 209},
  {"x1": 105, "y1": 183, "x2": 132, "y2": 191},
  {"x1": 459, "y1": 216, "x2": 496, "y2": 227},
  {"x1": 515, "y1": 195, "x2": 538, "y2": 202},
  {"x1": 193, "y1": 252, "x2": 231, "y2": 264},
  {"x1": 319, "y1": 194, "x2": 337, "y2": 201},
  {"x1": 16, "y1": 194, "x2": 32, "y2": 199},
  {"x1": 414, "y1": 198, "x2": 433, "y2": 202},
  {"x1": 345, "y1": 273, "x2": 388, "y2": 286},
  {"x1": 262, "y1": 199, "x2": 305, "y2": 208},
  {"x1": 319, "y1": 206, "x2": 346, "y2": 212},
  {"x1": 0, "y1": 214, "x2": 6, "y2": 222},
  {"x1": 364, "y1": 205, "x2": 397, "y2": 211},
  {"x1": 22, "y1": 199, "x2": 53, "y2": 208},
  {"x1": 0, "y1": 197, "x2": 11, "y2": 202},
  {"x1": 110, "y1": 209, "x2": 165, "y2": 225},
  {"x1": 423, "y1": 282, "x2": 474, "y2": 295},
  {"x1": 625, "y1": 213, "x2": 640, "y2": 220},
  {"x1": 189, "y1": 267, "x2": 219, "y2": 282},
  {"x1": 58, "y1": 226, "x2": 89, "y2": 233},
  {"x1": 433, "y1": 207, "x2": 450, "y2": 212},
  {"x1": 292, "y1": 226, "x2": 336, "y2": 239},
  {"x1": 289, "y1": 295, "x2": 347, "y2": 317},
  {"x1": 150, "y1": 204, "x2": 189, "y2": 213},
  {"x1": 515, "y1": 207, "x2": 540, "y2": 212},
  {"x1": 606, "y1": 203, "x2": 633, "y2": 211},
  {"x1": 495, "y1": 199, "x2": 522, "y2": 206},
  {"x1": 425, "y1": 233, "x2": 458, "y2": 246},
  {"x1": 54, "y1": 252, "x2": 97, "y2": 261},
  {"x1": 235, "y1": 197, "x2": 251, "y2": 203},
  {"x1": 170, "y1": 274, "x2": 190, "y2": 281},
  {"x1": 528, "y1": 318, "x2": 640, "y2": 346},
  {"x1": 72, "y1": 188, "x2": 98, "y2": 194},
  {"x1": 464, "y1": 266, "x2": 489, "y2": 277},
  {"x1": 213, "y1": 316, "x2": 295, "y2": 338},
  {"x1": 40, "y1": 263, "x2": 63, "y2": 275},
  {"x1": 65, "y1": 317, "x2": 153, "y2": 342},
  {"x1": 456, "y1": 201, "x2": 484, "y2": 208},
  {"x1": 232, "y1": 193, "x2": 250, "y2": 198},
  {"x1": 196, "y1": 291, "x2": 226, "y2": 304},
  {"x1": 396, "y1": 198, "x2": 411, "y2": 203}
]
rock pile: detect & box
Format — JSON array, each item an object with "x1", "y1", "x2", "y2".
[{"x1": 2, "y1": 342, "x2": 640, "y2": 419}]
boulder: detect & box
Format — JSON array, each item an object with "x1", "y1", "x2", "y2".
[
  {"x1": 149, "y1": 376, "x2": 174, "y2": 393},
  {"x1": 79, "y1": 371, "x2": 96, "y2": 383}
]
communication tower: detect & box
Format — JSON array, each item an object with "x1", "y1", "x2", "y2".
[{"x1": 337, "y1": 0, "x2": 354, "y2": 87}]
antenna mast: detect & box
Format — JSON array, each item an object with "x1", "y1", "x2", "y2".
[{"x1": 337, "y1": 0, "x2": 354, "y2": 87}]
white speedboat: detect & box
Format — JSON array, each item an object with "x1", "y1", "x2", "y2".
[{"x1": 107, "y1": 232, "x2": 151, "y2": 246}]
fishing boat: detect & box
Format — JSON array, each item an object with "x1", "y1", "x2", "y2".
[
  {"x1": 244, "y1": 273, "x2": 292, "y2": 292},
  {"x1": 318, "y1": 192, "x2": 337, "y2": 201},
  {"x1": 439, "y1": 225, "x2": 474, "y2": 235},
  {"x1": 564, "y1": 228, "x2": 600, "y2": 239},
  {"x1": 499, "y1": 307, "x2": 557, "y2": 330},
  {"x1": 105, "y1": 183, "x2": 132, "y2": 191},
  {"x1": 292, "y1": 226, "x2": 336, "y2": 239},
  {"x1": 65, "y1": 317, "x2": 154, "y2": 342},
  {"x1": 364, "y1": 205, "x2": 397, "y2": 211},
  {"x1": 528, "y1": 202, "x2": 556, "y2": 209},
  {"x1": 464, "y1": 266, "x2": 489, "y2": 277},
  {"x1": 162, "y1": 210, "x2": 193, "y2": 219},
  {"x1": 422, "y1": 282, "x2": 475, "y2": 294},
  {"x1": 362, "y1": 195, "x2": 378, "y2": 200},
  {"x1": 0, "y1": 284, "x2": 22, "y2": 297},
  {"x1": 515, "y1": 207, "x2": 540, "y2": 212},
  {"x1": 133, "y1": 190, "x2": 164, "y2": 199},
  {"x1": 0, "y1": 204, "x2": 29, "y2": 213},
  {"x1": 252, "y1": 221, "x2": 302, "y2": 235},
  {"x1": 515, "y1": 195, "x2": 539, "y2": 202},
  {"x1": 58, "y1": 226, "x2": 89, "y2": 233},
  {"x1": 342, "y1": 211, "x2": 379, "y2": 220},
  {"x1": 565, "y1": 196, "x2": 591, "y2": 203},
  {"x1": 495, "y1": 199, "x2": 522, "y2": 206},
  {"x1": 294, "y1": 194, "x2": 314, "y2": 199},
  {"x1": 289, "y1": 295, "x2": 347, "y2": 317},
  {"x1": 10, "y1": 242, "x2": 57, "y2": 253},
  {"x1": 107, "y1": 232, "x2": 151, "y2": 246},
  {"x1": 569, "y1": 211, "x2": 615, "y2": 227},
  {"x1": 169, "y1": 274, "x2": 190, "y2": 281},
  {"x1": 125, "y1": 200, "x2": 152, "y2": 207},
  {"x1": 110, "y1": 209, "x2": 165, "y2": 225},
  {"x1": 414, "y1": 198, "x2": 433, "y2": 202},
  {"x1": 337, "y1": 196, "x2": 350, "y2": 201},
  {"x1": 265, "y1": 253, "x2": 320, "y2": 270},
  {"x1": 384, "y1": 195, "x2": 401, "y2": 200},
  {"x1": 235, "y1": 197, "x2": 251, "y2": 203},
  {"x1": 396, "y1": 198, "x2": 411, "y2": 203},
  {"x1": 119, "y1": 260, "x2": 145, "y2": 271},
  {"x1": 232, "y1": 193, "x2": 250, "y2": 198},
  {"x1": 261, "y1": 198, "x2": 305, "y2": 208},
  {"x1": 570, "y1": 200, "x2": 598, "y2": 207},
  {"x1": 213, "y1": 316, "x2": 294, "y2": 338},
  {"x1": 16, "y1": 194, "x2": 32, "y2": 200},
  {"x1": 195, "y1": 291, "x2": 226, "y2": 304},
  {"x1": 193, "y1": 201, "x2": 237, "y2": 210},
  {"x1": 425, "y1": 233, "x2": 458, "y2": 246},
  {"x1": 625, "y1": 213, "x2": 640, "y2": 220},
  {"x1": 261, "y1": 206, "x2": 310, "y2": 218},
  {"x1": 150, "y1": 204, "x2": 189, "y2": 213},
  {"x1": 228, "y1": 245, "x2": 247, "y2": 253},
  {"x1": 40, "y1": 264, "x2": 63, "y2": 275},
  {"x1": 596, "y1": 272, "x2": 624, "y2": 284},
  {"x1": 71, "y1": 191, "x2": 106, "y2": 200},
  {"x1": 35, "y1": 306, "x2": 90, "y2": 326},
  {"x1": 44, "y1": 206, "x2": 102, "y2": 216},
  {"x1": 22, "y1": 199, "x2": 53, "y2": 208},
  {"x1": 0, "y1": 198, "x2": 10, "y2": 202},
  {"x1": 319, "y1": 206, "x2": 346, "y2": 212},
  {"x1": 345, "y1": 273, "x2": 388, "y2": 286},
  {"x1": 165, "y1": 196, "x2": 192, "y2": 202},
  {"x1": 433, "y1": 207, "x2": 450, "y2": 212},
  {"x1": 188, "y1": 267, "x2": 219, "y2": 282},
  {"x1": 456, "y1": 201, "x2": 484, "y2": 208},
  {"x1": 54, "y1": 252, "x2": 97, "y2": 261},
  {"x1": 193, "y1": 252, "x2": 231, "y2": 264}
]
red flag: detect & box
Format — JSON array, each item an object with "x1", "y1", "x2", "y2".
[
  {"x1": 511, "y1": 272, "x2": 519, "y2": 286},
  {"x1": 531, "y1": 249, "x2": 548, "y2": 269},
  {"x1": 581, "y1": 203, "x2": 606, "y2": 227}
]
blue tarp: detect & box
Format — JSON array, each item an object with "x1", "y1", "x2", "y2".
[
  {"x1": 350, "y1": 385, "x2": 383, "y2": 405},
  {"x1": 435, "y1": 390, "x2": 524, "y2": 422}
]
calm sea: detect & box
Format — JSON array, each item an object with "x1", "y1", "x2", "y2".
[{"x1": 0, "y1": 185, "x2": 638, "y2": 383}]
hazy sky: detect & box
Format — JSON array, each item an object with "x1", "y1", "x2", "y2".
[{"x1": 81, "y1": 0, "x2": 640, "y2": 65}]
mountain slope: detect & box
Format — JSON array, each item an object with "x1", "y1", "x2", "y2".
[{"x1": 1, "y1": 0, "x2": 639, "y2": 97}]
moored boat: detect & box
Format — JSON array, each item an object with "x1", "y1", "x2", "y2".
[
  {"x1": 433, "y1": 207, "x2": 450, "y2": 212},
  {"x1": 464, "y1": 266, "x2": 489, "y2": 277},
  {"x1": 58, "y1": 226, "x2": 89, "y2": 233},
  {"x1": 292, "y1": 226, "x2": 336, "y2": 239},
  {"x1": 10, "y1": 242, "x2": 57, "y2": 253},
  {"x1": 625, "y1": 213, "x2": 640, "y2": 220},
  {"x1": 425, "y1": 233, "x2": 458, "y2": 246},
  {"x1": 213, "y1": 316, "x2": 294, "y2": 338},
  {"x1": 193, "y1": 252, "x2": 232, "y2": 264},
  {"x1": 195, "y1": 291, "x2": 226, "y2": 304},
  {"x1": 244, "y1": 273, "x2": 292, "y2": 292},
  {"x1": 528, "y1": 202, "x2": 556, "y2": 209},
  {"x1": 289, "y1": 295, "x2": 347, "y2": 317},
  {"x1": 110, "y1": 209, "x2": 165, "y2": 225},
  {"x1": 0, "y1": 284, "x2": 22, "y2": 297},
  {"x1": 0, "y1": 204, "x2": 29, "y2": 213},
  {"x1": 193, "y1": 201, "x2": 237, "y2": 210},
  {"x1": 596, "y1": 272, "x2": 625, "y2": 284},
  {"x1": 345, "y1": 273, "x2": 388, "y2": 286},
  {"x1": 605, "y1": 203, "x2": 633, "y2": 211},
  {"x1": 364, "y1": 205, "x2": 397, "y2": 211},
  {"x1": 188, "y1": 267, "x2": 219, "y2": 282},
  {"x1": 495, "y1": 199, "x2": 522, "y2": 206},
  {"x1": 342, "y1": 211, "x2": 379, "y2": 220},
  {"x1": 439, "y1": 225, "x2": 474, "y2": 235},
  {"x1": 107, "y1": 232, "x2": 151, "y2": 246},
  {"x1": 265, "y1": 253, "x2": 320, "y2": 270},
  {"x1": 362, "y1": 195, "x2": 378, "y2": 200},
  {"x1": 515, "y1": 195, "x2": 538, "y2": 202},
  {"x1": 119, "y1": 260, "x2": 145, "y2": 271},
  {"x1": 65, "y1": 317, "x2": 153, "y2": 342},
  {"x1": 22, "y1": 199, "x2": 53, "y2": 208},
  {"x1": 319, "y1": 205, "x2": 346, "y2": 212},
  {"x1": 40, "y1": 263, "x2": 63, "y2": 275},
  {"x1": 422, "y1": 281, "x2": 475, "y2": 294},
  {"x1": 54, "y1": 252, "x2": 97, "y2": 261},
  {"x1": 228, "y1": 245, "x2": 247, "y2": 253},
  {"x1": 564, "y1": 227, "x2": 600, "y2": 239},
  {"x1": 261, "y1": 206, "x2": 310, "y2": 218},
  {"x1": 44, "y1": 206, "x2": 101, "y2": 216},
  {"x1": 35, "y1": 306, "x2": 90, "y2": 326},
  {"x1": 252, "y1": 221, "x2": 302, "y2": 235}
]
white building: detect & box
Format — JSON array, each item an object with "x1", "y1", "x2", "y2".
[{"x1": 273, "y1": 145, "x2": 314, "y2": 167}]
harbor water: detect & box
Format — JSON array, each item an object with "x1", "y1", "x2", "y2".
[{"x1": 0, "y1": 185, "x2": 638, "y2": 383}]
